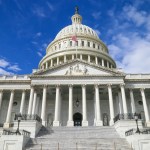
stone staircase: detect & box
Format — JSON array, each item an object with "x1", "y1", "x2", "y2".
[{"x1": 25, "y1": 126, "x2": 131, "y2": 150}]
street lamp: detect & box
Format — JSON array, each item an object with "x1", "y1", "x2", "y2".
[
  {"x1": 16, "y1": 113, "x2": 22, "y2": 135},
  {"x1": 134, "y1": 113, "x2": 140, "y2": 134}
]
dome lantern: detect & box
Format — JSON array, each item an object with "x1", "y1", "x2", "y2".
[{"x1": 71, "y1": 6, "x2": 82, "y2": 24}]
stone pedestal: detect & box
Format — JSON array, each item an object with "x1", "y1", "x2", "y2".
[
  {"x1": 82, "y1": 121, "x2": 88, "y2": 126},
  {"x1": 109, "y1": 120, "x2": 114, "y2": 126},
  {"x1": 67, "y1": 121, "x2": 74, "y2": 127},
  {"x1": 95, "y1": 121, "x2": 103, "y2": 126},
  {"x1": 53, "y1": 121, "x2": 60, "y2": 127},
  {"x1": 3, "y1": 123, "x2": 12, "y2": 128}
]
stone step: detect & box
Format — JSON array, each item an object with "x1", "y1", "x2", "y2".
[{"x1": 25, "y1": 126, "x2": 131, "y2": 150}]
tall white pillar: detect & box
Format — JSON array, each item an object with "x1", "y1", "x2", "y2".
[
  {"x1": 41, "y1": 85, "x2": 47, "y2": 126},
  {"x1": 4, "y1": 90, "x2": 15, "y2": 128},
  {"x1": 32, "y1": 91, "x2": 37, "y2": 115},
  {"x1": 129, "y1": 89, "x2": 136, "y2": 114},
  {"x1": 102, "y1": 59, "x2": 104, "y2": 67},
  {"x1": 0, "y1": 90, "x2": 3, "y2": 111},
  {"x1": 80, "y1": 54, "x2": 82, "y2": 60},
  {"x1": 95, "y1": 57, "x2": 98, "y2": 65},
  {"x1": 108, "y1": 85, "x2": 114, "y2": 125},
  {"x1": 51, "y1": 59, "x2": 53, "y2": 67},
  {"x1": 82, "y1": 85, "x2": 88, "y2": 126},
  {"x1": 95, "y1": 85, "x2": 102, "y2": 126},
  {"x1": 72, "y1": 54, "x2": 74, "y2": 60},
  {"x1": 88, "y1": 55, "x2": 90, "y2": 63},
  {"x1": 107, "y1": 61, "x2": 109, "y2": 68},
  {"x1": 53, "y1": 85, "x2": 60, "y2": 126},
  {"x1": 64, "y1": 55, "x2": 67, "y2": 63},
  {"x1": 28, "y1": 86, "x2": 34, "y2": 115},
  {"x1": 120, "y1": 84, "x2": 128, "y2": 114},
  {"x1": 46, "y1": 62, "x2": 48, "y2": 69},
  {"x1": 57, "y1": 57, "x2": 59, "y2": 65},
  {"x1": 20, "y1": 90, "x2": 26, "y2": 114},
  {"x1": 67, "y1": 85, "x2": 74, "y2": 126},
  {"x1": 118, "y1": 91, "x2": 123, "y2": 114},
  {"x1": 140, "y1": 88, "x2": 150, "y2": 123}
]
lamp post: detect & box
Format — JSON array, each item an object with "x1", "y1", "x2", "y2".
[
  {"x1": 16, "y1": 113, "x2": 22, "y2": 135},
  {"x1": 134, "y1": 113, "x2": 140, "y2": 134}
]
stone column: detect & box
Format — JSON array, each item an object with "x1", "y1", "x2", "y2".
[
  {"x1": 88, "y1": 55, "x2": 90, "y2": 63},
  {"x1": 120, "y1": 84, "x2": 128, "y2": 114},
  {"x1": 102, "y1": 59, "x2": 104, "y2": 67},
  {"x1": 95, "y1": 85, "x2": 102, "y2": 126},
  {"x1": 67, "y1": 85, "x2": 74, "y2": 126},
  {"x1": 20, "y1": 90, "x2": 26, "y2": 114},
  {"x1": 46, "y1": 62, "x2": 48, "y2": 69},
  {"x1": 80, "y1": 54, "x2": 82, "y2": 60},
  {"x1": 57, "y1": 57, "x2": 59, "y2": 65},
  {"x1": 41, "y1": 85, "x2": 47, "y2": 126},
  {"x1": 51, "y1": 59, "x2": 53, "y2": 67},
  {"x1": 28, "y1": 86, "x2": 34, "y2": 115},
  {"x1": 64, "y1": 55, "x2": 67, "y2": 63},
  {"x1": 118, "y1": 91, "x2": 123, "y2": 114},
  {"x1": 140, "y1": 88, "x2": 150, "y2": 123},
  {"x1": 72, "y1": 54, "x2": 74, "y2": 60},
  {"x1": 108, "y1": 84, "x2": 114, "y2": 125},
  {"x1": 82, "y1": 85, "x2": 88, "y2": 126},
  {"x1": 95, "y1": 57, "x2": 98, "y2": 65},
  {"x1": 32, "y1": 91, "x2": 37, "y2": 115},
  {"x1": 4, "y1": 90, "x2": 15, "y2": 128},
  {"x1": 0, "y1": 90, "x2": 3, "y2": 111},
  {"x1": 53, "y1": 85, "x2": 60, "y2": 126},
  {"x1": 107, "y1": 61, "x2": 109, "y2": 68},
  {"x1": 129, "y1": 89, "x2": 136, "y2": 114}
]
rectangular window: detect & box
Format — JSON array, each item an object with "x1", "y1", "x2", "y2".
[
  {"x1": 82, "y1": 41, "x2": 84, "y2": 46},
  {"x1": 70, "y1": 41, "x2": 72, "y2": 46},
  {"x1": 93, "y1": 43, "x2": 95, "y2": 48},
  {"x1": 88, "y1": 42, "x2": 90, "y2": 47}
]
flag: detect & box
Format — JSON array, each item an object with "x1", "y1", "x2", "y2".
[{"x1": 71, "y1": 35, "x2": 77, "y2": 42}]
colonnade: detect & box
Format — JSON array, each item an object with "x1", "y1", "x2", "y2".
[{"x1": 1, "y1": 84, "x2": 150, "y2": 128}]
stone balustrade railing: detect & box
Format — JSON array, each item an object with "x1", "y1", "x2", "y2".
[
  {"x1": 0, "y1": 75, "x2": 30, "y2": 80},
  {"x1": 114, "y1": 113, "x2": 141, "y2": 123},
  {"x1": 3, "y1": 129, "x2": 30, "y2": 137}
]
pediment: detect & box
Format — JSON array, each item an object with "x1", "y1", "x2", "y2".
[{"x1": 33, "y1": 60, "x2": 124, "y2": 77}]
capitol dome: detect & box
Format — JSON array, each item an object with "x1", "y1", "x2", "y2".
[{"x1": 39, "y1": 7, "x2": 116, "y2": 70}]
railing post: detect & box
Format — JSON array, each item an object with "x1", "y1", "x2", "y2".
[
  {"x1": 58, "y1": 143, "x2": 59, "y2": 150},
  {"x1": 114, "y1": 142, "x2": 116, "y2": 150}
]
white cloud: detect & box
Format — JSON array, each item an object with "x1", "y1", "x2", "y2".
[
  {"x1": 37, "y1": 52, "x2": 43, "y2": 57},
  {"x1": 94, "y1": 29, "x2": 101, "y2": 36},
  {"x1": 8, "y1": 65, "x2": 21, "y2": 72},
  {"x1": 92, "y1": 11, "x2": 101, "y2": 20},
  {"x1": 47, "y1": 2, "x2": 54, "y2": 11},
  {"x1": 0, "y1": 59, "x2": 9, "y2": 68},
  {"x1": 0, "y1": 68, "x2": 13, "y2": 75},
  {"x1": 33, "y1": 7, "x2": 46, "y2": 17},
  {"x1": 109, "y1": 33, "x2": 150, "y2": 73},
  {"x1": 35, "y1": 32, "x2": 42, "y2": 37}
]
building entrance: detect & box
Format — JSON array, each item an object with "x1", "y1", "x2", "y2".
[{"x1": 73, "y1": 113, "x2": 82, "y2": 126}]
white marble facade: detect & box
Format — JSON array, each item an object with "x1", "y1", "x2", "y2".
[{"x1": 0, "y1": 8, "x2": 150, "y2": 129}]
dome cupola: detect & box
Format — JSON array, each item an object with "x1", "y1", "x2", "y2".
[{"x1": 38, "y1": 7, "x2": 116, "y2": 71}]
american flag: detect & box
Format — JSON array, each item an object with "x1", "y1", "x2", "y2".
[{"x1": 71, "y1": 35, "x2": 77, "y2": 42}]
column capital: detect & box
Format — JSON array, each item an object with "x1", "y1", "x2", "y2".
[
  {"x1": 140, "y1": 88, "x2": 145, "y2": 92},
  {"x1": 107, "y1": 84, "x2": 112, "y2": 88},
  {"x1": 68, "y1": 84, "x2": 73, "y2": 88},
  {"x1": 94, "y1": 84, "x2": 99, "y2": 88},
  {"x1": 10, "y1": 89, "x2": 15, "y2": 93},
  {"x1": 42, "y1": 84, "x2": 48, "y2": 88},
  {"x1": 55, "y1": 84, "x2": 61, "y2": 88},
  {"x1": 82, "y1": 84, "x2": 86, "y2": 88},
  {"x1": 120, "y1": 83, "x2": 125, "y2": 88}
]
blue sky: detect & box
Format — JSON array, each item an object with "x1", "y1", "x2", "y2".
[{"x1": 0, "y1": 0, "x2": 150, "y2": 75}]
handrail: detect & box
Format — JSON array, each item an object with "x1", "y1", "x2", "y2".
[
  {"x1": 114, "y1": 113, "x2": 141, "y2": 123},
  {"x1": 15, "y1": 114, "x2": 42, "y2": 123},
  {"x1": 3, "y1": 129, "x2": 31, "y2": 137}
]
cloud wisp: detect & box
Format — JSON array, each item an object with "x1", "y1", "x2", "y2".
[{"x1": 0, "y1": 58, "x2": 21, "y2": 75}]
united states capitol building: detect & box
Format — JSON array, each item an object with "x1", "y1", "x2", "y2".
[{"x1": 0, "y1": 8, "x2": 150, "y2": 150}]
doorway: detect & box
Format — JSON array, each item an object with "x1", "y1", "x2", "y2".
[{"x1": 73, "y1": 113, "x2": 82, "y2": 126}]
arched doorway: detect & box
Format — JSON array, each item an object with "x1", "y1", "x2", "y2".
[{"x1": 73, "y1": 113, "x2": 82, "y2": 126}]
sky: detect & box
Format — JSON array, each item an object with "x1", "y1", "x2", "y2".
[{"x1": 0, "y1": 0, "x2": 150, "y2": 75}]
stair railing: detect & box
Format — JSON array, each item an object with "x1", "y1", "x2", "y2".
[{"x1": 114, "y1": 142, "x2": 116, "y2": 150}]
